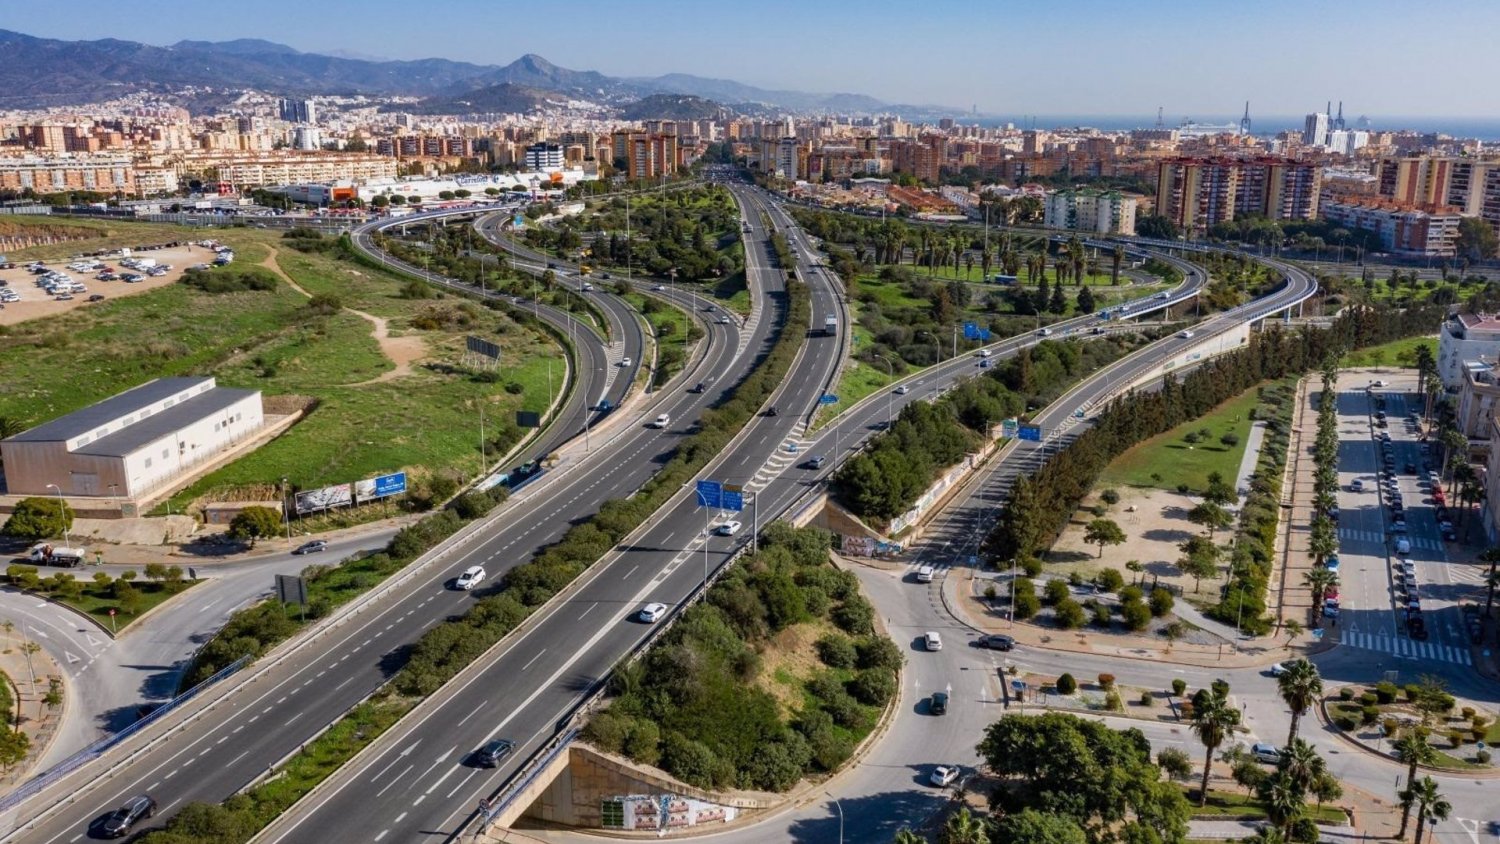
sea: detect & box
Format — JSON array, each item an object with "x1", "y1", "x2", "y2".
[{"x1": 975, "y1": 115, "x2": 1500, "y2": 142}]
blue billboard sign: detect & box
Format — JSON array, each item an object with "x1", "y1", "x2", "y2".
[
  {"x1": 721, "y1": 489, "x2": 745, "y2": 512},
  {"x1": 962, "y1": 323, "x2": 992, "y2": 342},
  {"x1": 695, "y1": 480, "x2": 722, "y2": 509},
  {"x1": 1019, "y1": 425, "x2": 1043, "y2": 442},
  {"x1": 373, "y1": 472, "x2": 407, "y2": 497}
]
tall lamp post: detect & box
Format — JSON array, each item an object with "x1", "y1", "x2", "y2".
[
  {"x1": 45, "y1": 484, "x2": 70, "y2": 549},
  {"x1": 281, "y1": 477, "x2": 293, "y2": 547},
  {"x1": 873, "y1": 354, "x2": 896, "y2": 425},
  {"x1": 826, "y1": 793, "x2": 843, "y2": 844}
]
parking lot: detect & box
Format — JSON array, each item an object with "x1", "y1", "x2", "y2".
[
  {"x1": 1330, "y1": 372, "x2": 1485, "y2": 666},
  {"x1": 0, "y1": 242, "x2": 222, "y2": 325}
]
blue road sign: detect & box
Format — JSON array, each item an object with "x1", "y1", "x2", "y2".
[
  {"x1": 695, "y1": 480, "x2": 722, "y2": 509},
  {"x1": 722, "y1": 490, "x2": 745, "y2": 512},
  {"x1": 820, "y1": 394, "x2": 839, "y2": 404},
  {"x1": 963, "y1": 322, "x2": 993, "y2": 342},
  {"x1": 1019, "y1": 425, "x2": 1042, "y2": 442}
]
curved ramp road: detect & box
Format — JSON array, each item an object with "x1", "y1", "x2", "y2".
[{"x1": 0, "y1": 206, "x2": 761, "y2": 844}]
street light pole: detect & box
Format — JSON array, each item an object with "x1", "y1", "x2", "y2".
[
  {"x1": 281, "y1": 477, "x2": 293, "y2": 546},
  {"x1": 826, "y1": 793, "x2": 843, "y2": 844},
  {"x1": 873, "y1": 354, "x2": 896, "y2": 425},
  {"x1": 46, "y1": 484, "x2": 70, "y2": 548}
]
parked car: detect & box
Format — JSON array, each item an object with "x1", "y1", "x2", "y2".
[{"x1": 1252, "y1": 743, "x2": 1281, "y2": 764}]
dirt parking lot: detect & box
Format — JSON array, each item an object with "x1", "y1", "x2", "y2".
[{"x1": 0, "y1": 242, "x2": 222, "y2": 326}]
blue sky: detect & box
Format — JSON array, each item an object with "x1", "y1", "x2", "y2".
[{"x1": 8, "y1": 0, "x2": 1499, "y2": 117}]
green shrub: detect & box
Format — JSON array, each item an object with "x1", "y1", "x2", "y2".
[
  {"x1": 1118, "y1": 585, "x2": 1144, "y2": 603},
  {"x1": 1375, "y1": 681, "x2": 1399, "y2": 704},
  {"x1": 1043, "y1": 579, "x2": 1070, "y2": 606},
  {"x1": 1339, "y1": 687, "x2": 1355, "y2": 701},
  {"x1": 1095, "y1": 568, "x2": 1125, "y2": 592},
  {"x1": 815, "y1": 635, "x2": 857, "y2": 669},
  {"x1": 1359, "y1": 691, "x2": 1378, "y2": 707},
  {"x1": 1100, "y1": 489, "x2": 1120, "y2": 506},
  {"x1": 1056, "y1": 673, "x2": 1078, "y2": 695},
  {"x1": 1335, "y1": 715, "x2": 1358, "y2": 731},
  {"x1": 855, "y1": 637, "x2": 902, "y2": 672},
  {"x1": 1105, "y1": 690, "x2": 1124, "y2": 712},
  {"x1": 1120, "y1": 599, "x2": 1152, "y2": 631},
  {"x1": 1012, "y1": 578, "x2": 1040, "y2": 620},
  {"x1": 1360, "y1": 705, "x2": 1380, "y2": 725},
  {"x1": 849, "y1": 668, "x2": 896, "y2": 707},
  {"x1": 1149, "y1": 587, "x2": 1174, "y2": 617},
  {"x1": 1091, "y1": 601, "x2": 1112, "y2": 628},
  {"x1": 1448, "y1": 730, "x2": 1464, "y2": 748},
  {"x1": 1171, "y1": 678, "x2": 1187, "y2": 697},
  {"x1": 1054, "y1": 598, "x2": 1085, "y2": 629},
  {"x1": 1478, "y1": 749, "x2": 1492, "y2": 765}
]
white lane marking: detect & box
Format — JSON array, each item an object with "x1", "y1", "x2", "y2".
[{"x1": 522, "y1": 649, "x2": 548, "y2": 672}]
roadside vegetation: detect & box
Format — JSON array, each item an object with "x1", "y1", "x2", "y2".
[
  {"x1": 3, "y1": 563, "x2": 195, "y2": 631},
  {"x1": 584, "y1": 525, "x2": 896, "y2": 791},
  {"x1": 1100, "y1": 384, "x2": 1265, "y2": 493}
]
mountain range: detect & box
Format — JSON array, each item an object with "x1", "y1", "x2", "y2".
[{"x1": 0, "y1": 29, "x2": 932, "y2": 116}]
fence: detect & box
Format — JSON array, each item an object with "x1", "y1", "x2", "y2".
[{"x1": 0, "y1": 655, "x2": 250, "y2": 814}]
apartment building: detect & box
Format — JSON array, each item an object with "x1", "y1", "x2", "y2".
[
  {"x1": 1377, "y1": 155, "x2": 1500, "y2": 249},
  {"x1": 1156, "y1": 156, "x2": 1321, "y2": 230},
  {"x1": 1043, "y1": 188, "x2": 1138, "y2": 235},
  {"x1": 1439, "y1": 312, "x2": 1500, "y2": 390},
  {"x1": 172, "y1": 150, "x2": 398, "y2": 188},
  {"x1": 524, "y1": 142, "x2": 564, "y2": 172},
  {"x1": 0, "y1": 153, "x2": 136, "y2": 195},
  {"x1": 1321, "y1": 198, "x2": 1462, "y2": 258}
]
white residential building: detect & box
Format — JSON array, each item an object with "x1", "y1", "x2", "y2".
[
  {"x1": 1439, "y1": 313, "x2": 1500, "y2": 390},
  {"x1": 1043, "y1": 188, "x2": 1137, "y2": 235}
]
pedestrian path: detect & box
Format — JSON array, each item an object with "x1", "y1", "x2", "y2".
[{"x1": 1339, "y1": 630, "x2": 1473, "y2": 665}]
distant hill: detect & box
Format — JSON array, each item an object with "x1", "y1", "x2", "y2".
[
  {"x1": 0, "y1": 28, "x2": 926, "y2": 115},
  {"x1": 399, "y1": 83, "x2": 561, "y2": 116},
  {"x1": 619, "y1": 94, "x2": 728, "y2": 122}
]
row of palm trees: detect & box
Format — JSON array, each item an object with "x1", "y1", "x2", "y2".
[
  {"x1": 1304, "y1": 367, "x2": 1342, "y2": 617},
  {"x1": 851, "y1": 220, "x2": 1129, "y2": 288}
]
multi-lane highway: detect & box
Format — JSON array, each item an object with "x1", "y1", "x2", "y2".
[{"x1": 0, "y1": 194, "x2": 765, "y2": 843}]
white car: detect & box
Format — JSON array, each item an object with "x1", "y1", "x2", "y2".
[
  {"x1": 1268, "y1": 662, "x2": 1293, "y2": 677},
  {"x1": 619, "y1": 357, "x2": 633, "y2": 367},
  {"x1": 717, "y1": 316, "x2": 730, "y2": 325},
  {"x1": 716, "y1": 520, "x2": 743, "y2": 536},
  {"x1": 1179, "y1": 330, "x2": 1194, "y2": 339},
  {"x1": 977, "y1": 349, "x2": 992, "y2": 358},
  {"x1": 895, "y1": 385, "x2": 910, "y2": 395},
  {"x1": 455, "y1": 565, "x2": 486, "y2": 590},
  {"x1": 638, "y1": 602, "x2": 668, "y2": 623},
  {"x1": 929, "y1": 765, "x2": 960, "y2": 787},
  {"x1": 924, "y1": 631, "x2": 943, "y2": 651},
  {"x1": 651, "y1": 413, "x2": 670, "y2": 429},
  {"x1": 1037, "y1": 328, "x2": 1053, "y2": 337},
  {"x1": 651, "y1": 284, "x2": 665, "y2": 291}
]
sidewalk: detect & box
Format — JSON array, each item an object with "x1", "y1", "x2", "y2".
[
  {"x1": 0, "y1": 628, "x2": 66, "y2": 790},
  {"x1": 1232, "y1": 421, "x2": 1268, "y2": 499}
]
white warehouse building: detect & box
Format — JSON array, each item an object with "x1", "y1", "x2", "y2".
[{"x1": 0, "y1": 377, "x2": 263, "y2": 498}]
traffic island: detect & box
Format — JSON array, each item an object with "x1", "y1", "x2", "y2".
[{"x1": 1319, "y1": 685, "x2": 1500, "y2": 773}]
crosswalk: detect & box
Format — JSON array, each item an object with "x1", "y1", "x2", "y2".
[
  {"x1": 1339, "y1": 631, "x2": 1473, "y2": 665},
  {"x1": 601, "y1": 340, "x2": 627, "y2": 396},
  {"x1": 1337, "y1": 528, "x2": 1441, "y2": 550}
]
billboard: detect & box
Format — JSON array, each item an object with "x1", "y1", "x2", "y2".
[
  {"x1": 466, "y1": 335, "x2": 501, "y2": 361},
  {"x1": 295, "y1": 483, "x2": 352, "y2": 514},
  {"x1": 354, "y1": 472, "x2": 407, "y2": 502}
]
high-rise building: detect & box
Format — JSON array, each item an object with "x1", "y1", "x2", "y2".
[
  {"x1": 277, "y1": 98, "x2": 317, "y2": 125},
  {"x1": 524, "y1": 142, "x2": 565, "y2": 172},
  {"x1": 1044, "y1": 188, "x2": 1137, "y2": 235},
  {"x1": 1302, "y1": 112, "x2": 1329, "y2": 147},
  {"x1": 1377, "y1": 155, "x2": 1500, "y2": 249}
]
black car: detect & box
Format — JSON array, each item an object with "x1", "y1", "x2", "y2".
[
  {"x1": 689, "y1": 382, "x2": 706, "y2": 394},
  {"x1": 1407, "y1": 615, "x2": 1428, "y2": 639},
  {"x1": 472, "y1": 738, "x2": 515, "y2": 768},
  {"x1": 292, "y1": 540, "x2": 328, "y2": 555},
  {"x1": 976, "y1": 634, "x2": 1016, "y2": 651},
  {"x1": 766, "y1": 406, "x2": 779, "y2": 417},
  {"x1": 1404, "y1": 462, "x2": 1417, "y2": 474},
  {"x1": 546, "y1": 262, "x2": 558, "y2": 269},
  {"x1": 930, "y1": 692, "x2": 949, "y2": 716},
  {"x1": 101, "y1": 794, "x2": 157, "y2": 838},
  {"x1": 1442, "y1": 525, "x2": 1458, "y2": 541}
]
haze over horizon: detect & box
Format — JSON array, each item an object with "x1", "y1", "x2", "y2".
[{"x1": 7, "y1": 0, "x2": 1500, "y2": 118}]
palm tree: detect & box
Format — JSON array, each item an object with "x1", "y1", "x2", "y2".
[
  {"x1": 1409, "y1": 776, "x2": 1451, "y2": 844},
  {"x1": 1394, "y1": 728, "x2": 1437, "y2": 838},
  {"x1": 1303, "y1": 568, "x2": 1338, "y2": 619},
  {"x1": 893, "y1": 830, "x2": 925, "y2": 844},
  {"x1": 940, "y1": 807, "x2": 989, "y2": 844},
  {"x1": 1308, "y1": 518, "x2": 1338, "y2": 565},
  {"x1": 1277, "y1": 662, "x2": 1323, "y2": 746},
  {"x1": 1191, "y1": 683, "x2": 1241, "y2": 806},
  {"x1": 1258, "y1": 769, "x2": 1305, "y2": 841},
  {"x1": 1276, "y1": 739, "x2": 1325, "y2": 793}
]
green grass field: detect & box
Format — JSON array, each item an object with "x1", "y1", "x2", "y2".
[
  {"x1": 60, "y1": 579, "x2": 197, "y2": 632},
  {"x1": 1099, "y1": 386, "x2": 1264, "y2": 492},
  {"x1": 1188, "y1": 788, "x2": 1346, "y2": 823},
  {"x1": 1339, "y1": 335, "x2": 1437, "y2": 369},
  {"x1": 0, "y1": 221, "x2": 562, "y2": 514}
]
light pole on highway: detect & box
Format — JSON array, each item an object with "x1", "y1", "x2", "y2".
[
  {"x1": 45, "y1": 484, "x2": 70, "y2": 549},
  {"x1": 826, "y1": 793, "x2": 844, "y2": 844},
  {"x1": 873, "y1": 354, "x2": 896, "y2": 425},
  {"x1": 1008, "y1": 558, "x2": 1017, "y2": 628},
  {"x1": 280, "y1": 477, "x2": 293, "y2": 546}
]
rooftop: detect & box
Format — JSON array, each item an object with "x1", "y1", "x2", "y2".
[
  {"x1": 74, "y1": 386, "x2": 258, "y2": 458},
  {"x1": 4, "y1": 377, "x2": 213, "y2": 444}
]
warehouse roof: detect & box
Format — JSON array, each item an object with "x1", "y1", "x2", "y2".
[
  {"x1": 4, "y1": 377, "x2": 215, "y2": 444},
  {"x1": 72, "y1": 387, "x2": 259, "y2": 458}
]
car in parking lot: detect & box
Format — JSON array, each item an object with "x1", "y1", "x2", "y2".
[
  {"x1": 638, "y1": 602, "x2": 668, "y2": 623},
  {"x1": 929, "y1": 765, "x2": 960, "y2": 787},
  {"x1": 292, "y1": 540, "x2": 328, "y2": 555},
  {"x1": 454, "y1": 565, "x2": 486, "y2": 590},
  {"x1": 471, "y1": 738, "x2": 515, "y2": 768},
  {"x1": 1325, "y1": 556, "x2": 1340, "y2": 572},
  {"x1": 715, "y1": 520, "x2": 742, "y2": 536},
  {"x1": 101, "y1": 794, "x2": 157, "y2": 837}
]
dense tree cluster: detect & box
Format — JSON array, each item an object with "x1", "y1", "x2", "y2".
[
  {"x1": 986, "y1": 301, "x2": 1441, "y2": 631},
  {"x1": 585, "y1": 525, "x2": 895, "y2": 791}
]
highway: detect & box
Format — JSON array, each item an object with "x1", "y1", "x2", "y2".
[
  {"x1": 248, "y1": 182, "x2": 847, "y2": 842},
  {"x1": 0, "y1": 196, "x2": 762, "y2": 842}
]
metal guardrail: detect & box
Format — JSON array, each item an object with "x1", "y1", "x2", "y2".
[{"x1": 0, "y1": 655, "x2": 251, "y2": 813}]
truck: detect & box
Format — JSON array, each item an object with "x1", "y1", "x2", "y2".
[
  {"x1": 133, "y1": 257, "x2": 158, "y2": 269},
  {"x1": 27, "y1": 542, "x2": 87, "y2": 568},
  {"x1": 823, "y1": 314, "x2": 838, "y2": 336}
]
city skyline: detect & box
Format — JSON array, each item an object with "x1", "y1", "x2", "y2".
[{"x1": 6, "y1": 0, "x2": 1500, "y2": 118}]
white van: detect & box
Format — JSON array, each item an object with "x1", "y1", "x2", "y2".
[{"x1": 916, "y1": 565, "x2": 935, "y2": 583}]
